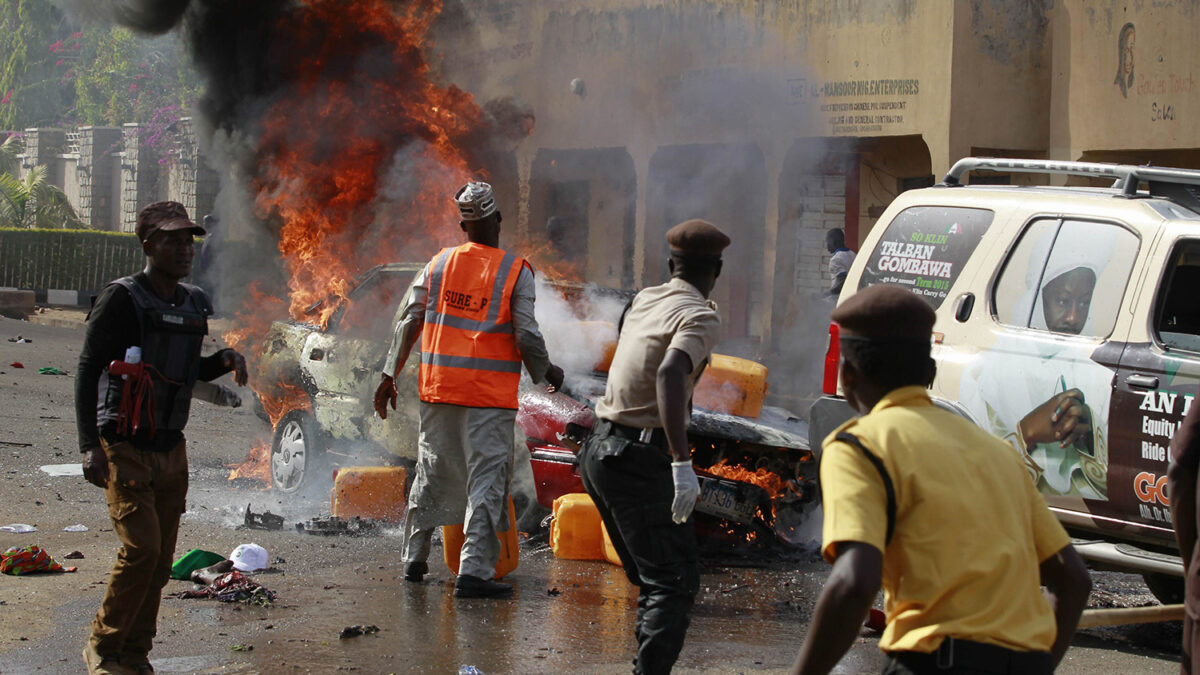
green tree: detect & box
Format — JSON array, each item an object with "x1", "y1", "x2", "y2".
[
  {"x1": 0, "y1": 134, "x2": 82, "y2": 229},
  {"x1": 0, "y1": 0, "x2": 76, "y2": 130},
  {"x1": 71, "y1": 26, "x2": 201, "y2": 126}
]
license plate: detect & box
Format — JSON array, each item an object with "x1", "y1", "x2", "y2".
[{"x1": 696, "y1": 476, "x2": 766, "y2": 524}]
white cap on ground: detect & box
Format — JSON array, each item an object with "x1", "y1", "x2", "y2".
[
  {"x1": 229, "y1": 543, "x2": 268, "y2": 572},
  {"x1": 454, "y1": 181, "x2": 497, "y2": 221}
]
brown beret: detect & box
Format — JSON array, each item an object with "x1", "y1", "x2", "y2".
[
  {"x1": 666, "y1": 219, "x2": 731, "y2": 257},
  {"x1": 136, "y1": 201, "x2": 206, "y2": 243},
  {"x1": 831, "y1": 284, "x2": 935, "y2": 341}
]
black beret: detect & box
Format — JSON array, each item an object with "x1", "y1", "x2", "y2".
[
  {"x1": 831, "y1": 284, "x2": 935, "y2": 341},
  {"x1": 136, "y1": 201, "x2": 205, "y2": 243},
  {"x1": 666, "y1": 219, "x2": 731, "y2": 257}
]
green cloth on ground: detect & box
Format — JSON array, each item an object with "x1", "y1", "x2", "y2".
[
  {"x1": 170, "y1": 548, "x2": 227, "y2": 580},
  {"x1": 37, "y1": 367, "x2": 67, "y2": 375}
]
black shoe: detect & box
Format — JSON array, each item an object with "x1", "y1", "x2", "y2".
[
  {"x1": 404, "y1": 561, "x2": 428, "y2": 583},
  {"x1": 453, "y1": 574, "x2": 513, "y2": 598}
]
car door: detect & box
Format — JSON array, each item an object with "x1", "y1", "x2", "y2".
[
  {"x1": 956, "y1": 217, "x2": 1142, "y2": 523},
  {"x1": 1109, "y1": 230, "x2": 1200, "y2": 547}
]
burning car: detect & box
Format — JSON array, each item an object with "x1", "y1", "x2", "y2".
[{"x1": 249, "y1": 264, "x2": 818, "y2": 547}]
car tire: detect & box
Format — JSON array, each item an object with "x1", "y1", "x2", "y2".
[
  {"x1": 271, "y1": 410, "x2": 325, "y2": 494},
  {"x1": 1143, "y1": 572, "x2": 1185, "y2": 605}
]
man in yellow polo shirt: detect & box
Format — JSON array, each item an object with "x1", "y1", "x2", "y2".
[{"x1": 791, "y1": 284, "x2": 1091, "y2": 675}]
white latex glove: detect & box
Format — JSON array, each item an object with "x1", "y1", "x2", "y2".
[{"x1": 670, "y1": 460, "x2": 700, "y2": 524}]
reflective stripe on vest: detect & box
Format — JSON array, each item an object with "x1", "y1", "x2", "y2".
[{"x1": 419, "y1": 243, "x2": 526, "y2": 409}]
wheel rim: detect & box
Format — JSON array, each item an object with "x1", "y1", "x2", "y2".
[{"x1": 273, "y1": 418, "x2": 308, "y2": 492}]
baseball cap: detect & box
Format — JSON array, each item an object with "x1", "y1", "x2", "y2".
[
  {"x1": 136, "y1": 201, "x2": 206, "y2": 243},
  {"x1": 229, "y1": 543, "x2": 268, "y2": 573}
]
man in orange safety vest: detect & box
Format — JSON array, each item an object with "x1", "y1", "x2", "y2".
[{"x1": 374, "y1": 181, "x2": 563, "y2": 598}]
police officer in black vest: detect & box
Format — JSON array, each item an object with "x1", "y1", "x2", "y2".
[{"x1": 75, "y1": 201, "x2": 247, "y2": 675}]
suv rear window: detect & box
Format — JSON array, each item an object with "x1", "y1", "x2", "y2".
[
  {"x1": 858, "y1": 206, "x2": 992, "y2": 308},
  {"x1": 993, "y1": 219, "x2": 1139, "y2": 339}
]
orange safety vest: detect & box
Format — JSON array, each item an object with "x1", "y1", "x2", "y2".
[{"x1": 419, "y1": 242, "x2": 528, "y2": 409}]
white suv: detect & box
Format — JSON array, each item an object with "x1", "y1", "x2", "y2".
[{"x1": 810, "y1": 157, "x2": 1200, "y2": 602}]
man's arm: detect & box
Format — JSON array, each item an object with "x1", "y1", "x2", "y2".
[
  {"x1": 74, "y1": 286, "x2": 135, "y2": 487},
  {"x1": 375, "y1": 267, "x2": 428, "y2": 419},
  {"x1": 1039, "y1": 545, "x2": 1091, "y2": 668},
  {"x1": 656, "y1": 348, "x2": 693, "y2": 464},
  {"x1": 1170, "y1": 399, "x2": 1200, "y2": 572},
  {"x1": 510, "y1": 266, "x2": 562, "y2": 388},
  {"x1": 791, "y1": 542, "x2": 882, "y2": 675}
]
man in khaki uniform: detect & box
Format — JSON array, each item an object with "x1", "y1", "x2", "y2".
[{"x1": 579, "y1": 219, "x2": 729, "y2": 675}]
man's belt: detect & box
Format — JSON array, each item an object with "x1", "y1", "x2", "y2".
[
  {"x1": 888, "y1": 637, "x2": 1052, "y2": 674},
  {"x1": 593, "y1": 419, "x2": 667, "y2": 449}
]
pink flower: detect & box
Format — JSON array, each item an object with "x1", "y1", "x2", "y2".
[
  {"x1": 0, "y1": 90, "x2": 12, "y2": 105},
  {"x1": 55, "y1": 59, "x2": 64, "y2": 67},
  {"x1": 129, "y1": 83, "x2": 138, "y2": 93},
  {"x1": 71, "y1": 42, "x2": 81, "y2": 51},
  {"x1": 49, "y1": 40, "x2": 62, "y2": 53},
  {"x1": 70, "y1": 31, "x2": 83, "y2": 39}
]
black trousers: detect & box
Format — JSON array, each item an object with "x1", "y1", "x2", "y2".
[
  {"x1": 882, "y1": 638, "x2": 1053, "y2": 675},
  {"x1": 578, "y1": 429, "x2": 699, "y2": 675}
]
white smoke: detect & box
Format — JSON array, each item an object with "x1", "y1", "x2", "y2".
[{"x1": 533, "y1": 274, "x2": 627, "y2": 377}]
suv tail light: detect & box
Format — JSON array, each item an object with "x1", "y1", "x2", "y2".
[{"x1": 822, "y1": 322, "x2": 840, "y2": 396}]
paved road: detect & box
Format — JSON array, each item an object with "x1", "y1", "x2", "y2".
[{"x1": 0, "y1": 315, "x2": 1184, "y2": 673}]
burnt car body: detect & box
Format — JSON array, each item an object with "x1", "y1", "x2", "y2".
[{"x1": 253, "y1": 263, "x2": 817, "y2": 547}]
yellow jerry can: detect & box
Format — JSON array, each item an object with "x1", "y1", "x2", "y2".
[
  {"x1": 693, "y1": 353, "x2": 768, "y2": 418},
  {"x1": 600, "y1": 519, "x2": 623, "y2": 567},
  {"x1": 330, "y1": 466, "x2": 407, "y2": 523},
  {"x1": 550, "y1": 492, "x2": 607, "y2": 561},
  {"x1": 442, "y1": 495, "x2": 519, "y2": 579}
]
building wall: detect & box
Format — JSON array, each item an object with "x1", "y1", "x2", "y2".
[{"x1": 1050, "y1": 0, "x2": 1200, "y2": 163}]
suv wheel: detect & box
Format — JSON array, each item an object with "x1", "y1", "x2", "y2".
[
  {"x1": 1143, "y1": 572, "x2": 1185, "y2": 605},
  {"x1": 271, "y1": 410, "x2": 325, "y2": 494}
]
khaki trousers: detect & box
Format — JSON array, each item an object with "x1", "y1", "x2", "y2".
[{"x1": 88, "y1": 439, "x2": 188, "y2": 663}]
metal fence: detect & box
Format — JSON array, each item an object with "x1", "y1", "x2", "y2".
[{"x1": 0, "y1": 228, "x2": 144, "y2": 293}]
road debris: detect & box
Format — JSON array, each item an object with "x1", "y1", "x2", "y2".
[
  {"x1": 63, "y1": 551, "x2": 84, "y2": 559},
  {"x1": 296, "y1": 515, "x2": 382, "y2": 536},
  {"x1": 63, "y1": 524, "x2": 88, "y2": 532},
  {"x1": 37, "y1": 366, "x2": 67, "y2": 376},
  {"x1": 6, "y1": 336, "x2": 31, "y2": 343},
  {"x1": 0, "y1": 524, "x2": 36, "y2": 533},
  {"x1": 339, "y1": 624, "x2": 380, "y2": 639},
  {"x1": 40, "y1": 463, "x2": 80, "y2": 477},
  {"x1": 243, "y1": 504, "x2": 284, "y2": 531},
  {"x1": 8, "y1": 362, "x2": 22, "y2": 368},
  {"x1": 174, "y1": 570, "x2": 276, "y2": 605},
  {"x1": 1, "y1": 545, "x2": 78, "y2": 574}
]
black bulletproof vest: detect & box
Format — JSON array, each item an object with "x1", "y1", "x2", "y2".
[{"x1": 96, "y1": 276, "x2": 211, "y2": 436}]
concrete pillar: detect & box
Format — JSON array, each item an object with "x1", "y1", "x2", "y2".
[
  {"x1": 77, "y1": 126, "x2": 122, "y2": 230},
  {"x1": 759, "y1": 142, "x2": 784, "y2": 345},
  {"x1": 630, "y1": 148, "x2": 652, "y2": 288},
  {"x1": 120, "y1": 124, "x2": 150, "y2": 233},
  {"x1": 515, "y1": 146, "x2": 534, "y2": 243},
  {"x1": 21, "y1": 128, "x2": 65, "y2": 174}
]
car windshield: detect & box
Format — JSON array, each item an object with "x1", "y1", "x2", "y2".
[{"x1": 332, "y1": 269, "x2": 417, "y2": 340}]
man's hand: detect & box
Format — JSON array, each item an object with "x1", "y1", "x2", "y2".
[
  {"x1": 670, "y1": 460, "x2": 700, "y2": 524},
  {"x1": 374, "y1": 374, "x2": 397, "y2": 420},
  {"x1": 223, "y1": 349, "x2": 248, "y2": 386},
  {"x1": 1021, "y1": 388, "x2": 1092, "y2": 450},
  {"x1": 82, "y1": 447, "x2": 109, "y2": 489},
  {"x1": 544, "y1": 364, "x2": 565, "y2": 393}
]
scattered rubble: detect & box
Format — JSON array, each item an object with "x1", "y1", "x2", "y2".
[
  {"x1": 243, "y1": 504, "x2": 284, "y2": 531},
  {"x1": 339, "y1": 624, "x2": 380, "y2": 639},
  {"x1": 296, "y1": 515, "x2": 381, "y2": 536}
]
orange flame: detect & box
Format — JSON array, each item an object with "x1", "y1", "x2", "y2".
[
  {"x1": 228, "y1": 440, "x2": 272, "y2": 485},
  {"x1": 704, "y1": 459, "x2": 788, "y2": 498}
]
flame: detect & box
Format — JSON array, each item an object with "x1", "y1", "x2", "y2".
[
  {"x1": 228, "y1": 440, "x2": 272, "y2": 485},
  {"x1": 704, "y1": 459, "x2": 789, "y2": 498}
]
